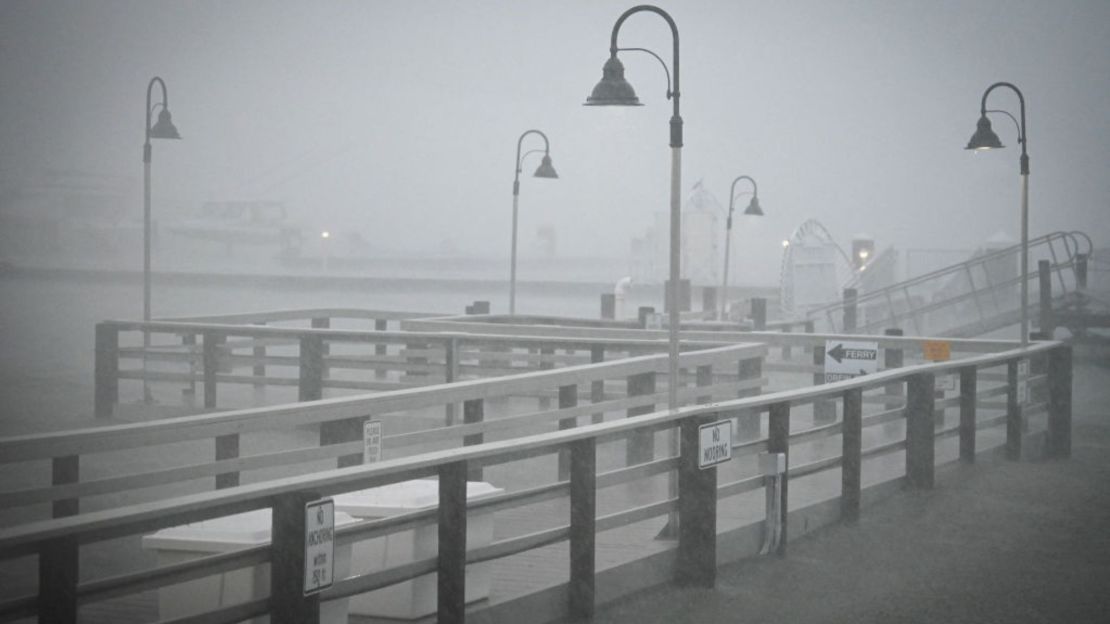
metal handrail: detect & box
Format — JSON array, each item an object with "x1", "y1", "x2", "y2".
[{"x1": 806, "y1": 231, "x2": 1091, "y2": 333}]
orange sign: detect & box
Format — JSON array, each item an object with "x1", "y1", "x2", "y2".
[{"x1": 922, "y1": 340, "x2": 951, "y2": 361}]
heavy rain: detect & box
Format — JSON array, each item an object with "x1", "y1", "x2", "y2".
[{"x1": 1, "y1": 2, "x2": 1108, "y2": 623}]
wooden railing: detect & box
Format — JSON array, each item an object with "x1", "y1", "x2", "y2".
[
  {"x1": 95, "y1": 317, "x2": 737, "y2": 419},
  {"x1": 0, "y1": 338, "x2": 1071, "y2": 624},
  {"x1": 6, "y1": 342, "x2": 766, "y2": 526}
]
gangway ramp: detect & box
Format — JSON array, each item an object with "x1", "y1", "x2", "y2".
[{"x1": 806, "y1": 231, "x2": 1092, "y2": 337}]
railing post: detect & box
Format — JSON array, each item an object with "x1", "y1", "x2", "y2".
[
  {"x1": 1038, "y1": 259, "x2": 1054, "y2": 337},
  {"x1": 882, "y1": 328, "x2": 904, "y2": 402},
  {"x1": 539, "y1": 347, "x2": 555, "y2": 410},
  {"x1": 1075, "y1": 253, "x2": 1088, "y2": 291},
  {"x1": 557, "y1": 384, "x2": 579, "y2": 481},
  {"x1": 202, "y1": 331, "x2": 223, "y2": 410},
  {"x1": 405, "y1": 339, "x2": 429, "y2": 382},
  {"x1": 812, "y1": 345, "x2": 836, "y2": 425},
  {"x1": 252, "y1": 322, "x2": 266, "y2": 396},
  {"x1": 959, "y1": 366, "x2": 978, "y2": 462},
  {"x1": 182, "y1": 332, "x2": 198, "y2": 407},
  {"x1": 625, "y1": 372, "x2": 656, "y2": 465},
  {"x1": 311, "y1": 317, "x2": 330, "y2": 380},
  {"x1": 94, "y1": 322, "x2": 119, "y2": 419},
  {"x1": 438, "y1": 461, "x2": 468, "y2": 624},
  {"x1": 906, "y1": 373, "x2": 936, "y2": 488},
  {"x1": 676, "y1": 414, "x2": 717, "y2": 587},
  {"x1": 320, "y1": 417, "x2": 363, "y2": 468},
  {"x1": 590, "y1": 345, "x2": 605, "y2": 425},
  {"x1": 600, "y1": 293, "x2": 616, "y2": 320},
  {"x1": 215, "y1": 433, "x2": 240, "y2": 488},
  {"x1": 38, "y1": 537, "x2": 78, "y2": 624},
  {"x1": 568, "y1": 438, "x2": 597, "y2": 620},
  {"x1": 843, "y1": 288, "x2": 858, "y2": 333},
  {"x1": 463, "y1": 399, "x2": 484, "y2": 481},
  {"x1": 841, "y1": 388, "x2": 862, "y2": 524},
  {"x1": 1029, "y1": 332, "x2": 1049, "y2": 411},
  {"x1": 445, "y1": 338, "x2": 459, "y2": 426},
  {"x1": 767, "y1": 402, "x2": 790, "y2": 555},
  {"x1": 736, "y1": 356, "x2": 762, "y2": 438},
  {"x1": 882, "y1": 328, "x2": 905, "y2": 436},
  {"x1": 1006, "y1": 359, "x2": 1023, "y2": 460},
  {"x1": 1047, "y1": 345, "x2": 1073, "y2": 458},
  {"x1": 751, "y1": 297, "x2": 767, "y2": 330},
  {"x1": 781, "y1": 325, "x2": 793, "y2": 360},
  {"x1": 50, "y1": 455, "x2": 79, "y2": 519},
  {"x1": 299, "y1": 334, "x2": 324, "y2": 402},
  {"x1": 695, "y1": 364, "x2": 714, "y2": 405},
  {"x1": 374, "y1": 319, "x2": 388, "y2": 380},
  {"x1": 270, "y1": 490, "x2": 321, "y2": 624}
]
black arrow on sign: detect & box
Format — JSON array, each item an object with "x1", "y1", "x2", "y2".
[{"x1": 827, "y1": 343, "x2": 846, "y2": 364}]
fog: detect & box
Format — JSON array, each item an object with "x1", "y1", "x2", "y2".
[{"x1": 2, "y1": 0, "x2": 1107, "y2": 284}]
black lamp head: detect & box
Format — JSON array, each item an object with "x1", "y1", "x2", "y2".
[
  {"x1": 533, "y1": 154, "x2": 558, "y2": 179},
  {"x1": 744, "y1": 195, "x2": 763, "y2": 217},
  {"x1": 965, "y1": 114, "x2": 1002, "y2": 151},
  {"x1": 584, "y1": 55, "x2": 642, "y2": 106},
  {"x1": 149, "y1": 108, "x2": 181, "y2": 140}
]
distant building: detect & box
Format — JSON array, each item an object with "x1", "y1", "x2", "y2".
[{"x1": 628, "y1": 180, "x2": 720, "y2": 285}]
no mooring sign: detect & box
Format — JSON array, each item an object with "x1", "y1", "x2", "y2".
[{"x1": 698, "y1": 420, "x2": 733, "y2": 469}]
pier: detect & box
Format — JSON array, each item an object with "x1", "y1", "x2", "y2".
[{"x1": 0, "y1": 304, "x2": 1086, "y2": 624}]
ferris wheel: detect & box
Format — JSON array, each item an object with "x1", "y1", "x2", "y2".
[{"x1": 779, "y1": 219, "x2": 855, "y2": 318}]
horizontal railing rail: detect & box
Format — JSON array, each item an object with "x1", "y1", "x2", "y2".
[{"x1": 159, "y1": 307, "x2": 450, "y2": 324}]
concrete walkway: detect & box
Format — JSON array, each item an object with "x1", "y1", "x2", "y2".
[{"x1": 586, "y1": 359, "x2": 1110, "y2": 624}]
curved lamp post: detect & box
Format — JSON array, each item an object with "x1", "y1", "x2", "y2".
[
  {"x1": 965, "y1": 82, "x2": 1029, "y2": 345},
  {"x1": 721, "y1": 175, "x2": 763, "y2": 320},
  {"x1": 142, "y1": 76, "x2": 180, "y2": 401},
  {"x1": 585, "y1": 4, "x2": 682, "y2": 411},
  {"x1": 142, "y1": 77, "x2": 180, "y2": 325},
  {"x1": 510, "y1": 130, "x2": 558, "y2": 315}
]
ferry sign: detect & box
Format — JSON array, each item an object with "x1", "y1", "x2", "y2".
[
  {"x1": 698, "y1": 419, "x2": 733, "y2": 469},
  {"x1": 304, "y1": 498, "x2": 335, "y2": 595},
  {"x1": 824, "y1": 340, "x2": 879, "y2": 383}
]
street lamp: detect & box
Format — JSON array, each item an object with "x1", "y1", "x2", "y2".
[
  {"x1": 585, "y1": 4, "x2": 683, "y2": 411},
  {"x1": 720, "y1": 175, "x2": 763, "y2": 320},
  {"x1": 510, "y1": 130, "x2": 558, "y2": 315},
  {"x1": 965, "y1": 82, "x2": 1029, "y2": 345},
  {"x1": 142, "y1": 77, "x2": 180, "y2": 323},
  {"x1": 142, "y1": 76, "x2": 180, "y2": 400}
]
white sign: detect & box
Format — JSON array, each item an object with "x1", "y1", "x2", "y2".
[
  {"x1": 1017, "y1": 360, "x2": 1029, "y2": 405},
  {"x1": 698, "y1": 420, "x2": 733, "y2": 469},
  {"x1": 363, "y1": 420, "x2": 383, "y2": 464},
  {"x1": 936, "y1": 374, "x2": 957, "y2": 392},
  {"x1": 304, "y1": 498, "x2": 335, "y2": 595},
  {"x1": 824, "y1": 340, "x2": 879, "y2": 383}
]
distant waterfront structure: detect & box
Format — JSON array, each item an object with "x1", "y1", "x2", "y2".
[{"x1": 628, "y1": 181, "x2": 720, "y2": 285}]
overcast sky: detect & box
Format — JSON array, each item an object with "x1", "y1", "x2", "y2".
[{"x1": 1, "y1": 0, "x2": 1107, "y2": 283}]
